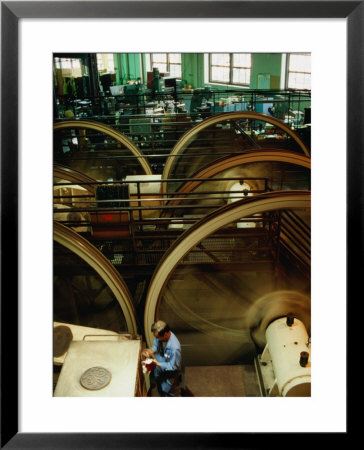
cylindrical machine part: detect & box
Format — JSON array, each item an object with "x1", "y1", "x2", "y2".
[
  {"x1": 286, "y1": 312, "x2": 295, "y2": 326},
  {"x1": 265, "y1": 316, "x2": 311, "y2": 397},
  {"x1": 299, "y1": 351, "x2": 309, "y2": 367}
]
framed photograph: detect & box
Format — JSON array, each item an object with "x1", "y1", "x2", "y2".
[{"x1": 2, "y1": 1, "x2": 358, "y2": 448}]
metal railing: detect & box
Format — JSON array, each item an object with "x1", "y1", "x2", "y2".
[
  {"x1": 54, "y1": 176, "x2": 281, "y2": 271},
  {"x1": 54, "y1": 89, "x2": 311, "y2": 155},
  {"x1": 276, "y1": 209, "x2": 311, "y2": 275}
]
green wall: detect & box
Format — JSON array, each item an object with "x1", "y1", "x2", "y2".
[
  {"x1": 112, "y1": 53, "x2": 310, "y2": 99},
  {"x1": 250, "y1": 53, "x2": 282, "y2": 89},
  {"x1": 181, "y1": 53, "x2": 204, "y2": 88},
  {"x1": 181, "y1": 53, "x2": 284, "y2": 90},
  {"x1": 114, "y1": 53, "x2": 143, "y2": 85}
]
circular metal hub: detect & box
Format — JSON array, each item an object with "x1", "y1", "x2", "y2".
[{"x1": 80, "y1": 366, "x2": 112, "y2": 391}]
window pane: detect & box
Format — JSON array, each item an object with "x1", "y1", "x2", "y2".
[
  {"x1": 211, "y1": 53, "x2": 230, "y2": 66},
  {"x1": 153, "y1": 53, "x2": 167, "y2": 63},
  {"x1": 289, "y1": 54, "x2": 311, "y2": 72},
  {"x1": 209, "y1": 53, "x2": 251, "y2": 86},
  {"x1": 55, "y1": 58, "x2": 82, "y2": 78},
  {"x1": 232, "y1": 68, "x2": 250, "y2": 85},
  {"x1": 288, "y1": 72, "x2": 311, "y2": 90},
  {"x1": 288, "y1": 53, "x2": 311, "y2": 89},
  {"x1": 145, "y1": 53, "x2": 151, "y2": 72},
  {"x1": 169, "y1": 53, "x2": 181, "y2": 63},
  {"x1": 59, "y1": 59, "x2": 73, "y2": 69},
  {"x1": 233, "y1": 53, "x2": 251, "y2": 67},
  {"x1": 211, "y1": 66, "x2": 230, "y2": 82},
  {"x1": 71, "y1": 59, "x2": 81, "y2": 70},
  {"x1": 54, "y1": 57, "x2": 62, "y2": 69},
  {"x1": 169, "y1": 63, "x2": 181, "y2": 78},
  {"x1": 97, "y1": 54, "x2": 114, "y2": 72},
  {"x1": 153, "y1": 63, "x2": 168, "y2": 73},
  {"x1": 107, "y1": 54, "x2": 115, "y2": 71}
]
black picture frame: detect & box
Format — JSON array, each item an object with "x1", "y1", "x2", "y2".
[{"x1": 1, "y1": 1, "x2": 357, "y2": 448}]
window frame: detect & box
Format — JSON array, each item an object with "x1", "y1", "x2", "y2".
[
  {"x1": 54, "y1": 57, "x2": 83, "y2": 78},
  {"x1": 96, "y1": 53, "x2": 115, "y2": 74},
  {"x1": 148, "y1": 53, "x2": 182, "y2": 79},
  {"x1": 208, "y1": 53, "x2": 251, "y2": 87},
  {"x1": 286, "y1": 53, "x2": 311, "y2": 90}
]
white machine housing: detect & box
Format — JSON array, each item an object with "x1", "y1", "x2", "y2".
[{"x1": 256, "y1": 316, "x2": 311, "y2": 397}]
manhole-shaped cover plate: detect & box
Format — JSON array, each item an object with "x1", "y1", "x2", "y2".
[
  {"x1": 53, "y1": 325, "x2": 73, "y2": 357},
  {"x1": 80, "y1": 367, "x2": 112, "y2": 391}
]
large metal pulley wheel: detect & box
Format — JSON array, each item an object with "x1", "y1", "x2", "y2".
[{"x1": 245, "y1": 290, "x2": 311, "y2": 349}]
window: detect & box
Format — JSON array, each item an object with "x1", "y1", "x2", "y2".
[
  {"x1": 54, "y1": 57, "x2": 83, "y2": 78},
  {"x1": 287, "y1": 53, "x2": 311, "y2": 90},
  {"x1": 209, "y1": 53, "x2": 251, "y2": 86},
  {"x1": 146, "y1": 53, "x2": 182, "y2": 78},
  {"x1": 96, "y1": 53, "x2": 115, "y2": 73}
]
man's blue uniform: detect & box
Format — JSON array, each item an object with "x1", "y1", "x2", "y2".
[{"x1": 151, "y1": 331, "x2": 181, "y2": 396}]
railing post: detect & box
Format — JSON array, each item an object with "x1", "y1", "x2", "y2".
[
  {"x1": 274, "y1": 210, "x2": 282, "y2": 288},
  {"x1": 128, "y1": 208, "x2": 138, "y2": 266},
  {"x1": 136, "y1": 181, "x2": 143, "y2": 225}
]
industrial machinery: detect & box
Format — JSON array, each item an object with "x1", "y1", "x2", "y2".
[
  {"x1": 53, "y1": 111, "x2": 311, "y2": 396},
  {"x1": 150, "y1": 68, "x2": 165, "y2": 93},
  {"x1": 247, "y1": 291, "x2": 311, "y2": 397},
  {"x1": 53, "y1": 322, "x2": 146, "y2": 397},
  {"x1": 89, "y1": 174, "x2": 162, "y2": 239},
  {"x1": 190, "y1": 87, "x2": 213, "y2": 119},
  {"x1": 255, "y1": 315, "x2": 311, "y2": 396},
  {"x1": 123, "y1": 81, "x2": 146, "y2": 105}
]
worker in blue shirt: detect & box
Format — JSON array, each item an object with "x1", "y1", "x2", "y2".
[{"x1": 144, "y1": 320, "x2": 182, "y2": 397}]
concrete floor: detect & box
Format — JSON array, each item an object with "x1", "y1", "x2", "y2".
[
  {"x1": 149, "y1": 364, "x2": 261, "y2": 397},
  {"x1": 183, "y1": 364, "x2": 261, "y2": 397}
]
